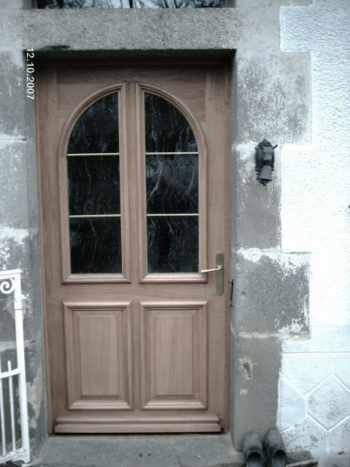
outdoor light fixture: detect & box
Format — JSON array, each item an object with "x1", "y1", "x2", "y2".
[{"x1": 255, "y1": 139, "x2": 277, "y2": 186}]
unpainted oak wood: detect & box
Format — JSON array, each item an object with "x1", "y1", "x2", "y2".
[
  {"x1": 64, "y1": 302, "x2": 132, "y2": 411},
  {"x1": 139, "y1": 301, "x2": 207, "y2": 411},
  {"x1": 36, "y1": 62, "x2": 231, "y2": 434}
]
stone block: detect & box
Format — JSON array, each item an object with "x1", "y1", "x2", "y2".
[
  {"x1": 0, "y1": 0, "x2": 30, "y2": 9},
  {"x1": 282, "y1": 325, "x2": 350, "y2": 353},
  {"x1": 334, "y1": 354, "x2": 350, "y2": 389},
  {"x1": 233, "y1": 250, "x2": 310, "y2": 334},
  {"x1": 0, "y1": 140, "x2": 29, "y2": 228},
  {"x1": 328, "y1": 418, "x2": 350, "y2": 456},
  {"x1": 282, "y1": 417, "x2": 327, "y2": 457},
  {"x1": 0, "y1": 53, "x2": 25, "y2": 136},
  {"x1": 0, "y1": 11, "x2": 22, "y2": 52},
  {"x1": 277, "y1": 377, "x2": 305, "y2": 431},
  {"x1": 281, "y1": 353, "x2": 334, "y2": 394},
  {"x1": 234, "y1": 143, "x2": 281, "y2": 250},
  {"x1": 23, "y1": 9, "x2": 240, "y2": 53},
  {"x1": 230, "y1": 333, "x2": 281, "y2": 448},
  {"x1": 235, "y1": 54, "x2": 311, "y2": 144},
  {"x1": 307, "y1": 375, "x2": 350, "y2": 430}
]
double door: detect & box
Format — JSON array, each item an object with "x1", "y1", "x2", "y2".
[{"x1": 37, "y1": 62, "x2": 231, "y2": 433}]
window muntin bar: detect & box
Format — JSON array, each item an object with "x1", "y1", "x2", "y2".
[
  {"x1": 145, "y1": 152, "x2": 198, "y2": 155},
  {"x1": 67, "y1": 152, "x2": 120, "y2": 157},
  {"x1": 147, "y1": 213, "x2": 198, "y2": 217},
  {"x1": 69, "y1": 214, "x2": 121, "y2": 219}
]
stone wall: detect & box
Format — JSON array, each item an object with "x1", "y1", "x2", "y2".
[
  {"x1": 230, "y1": 0, "x2": 311, "y2": 448},
  {"x1": 0, "y1": 0, "x2": 47, "y2": 453},
  {"x1": 0, "y1": 0, "x2": 349, "y2": 458},
  {"x1": 278, "y1": 0, "x2": 350, "y2": 456}
]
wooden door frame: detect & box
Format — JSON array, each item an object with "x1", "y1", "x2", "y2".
[{"x1": 35, "y1": 58, "x2": 232, "y2": 434}]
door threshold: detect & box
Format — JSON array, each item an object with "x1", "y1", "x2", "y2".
[{"x1": 31, "y1": 433, "x2": 243, "y2": 467}]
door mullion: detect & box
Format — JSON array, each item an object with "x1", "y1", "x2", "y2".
[
  {"x1": 124, "y1": 81, "x2": 143, "y2": 411},
  {"x1": 119, "y1": 82, "x2": 137, "y2": 284},
  {"x1": 135, "y1": 83, "x2": 149, "y2": 283}
]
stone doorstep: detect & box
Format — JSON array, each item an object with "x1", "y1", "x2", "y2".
[
  {"x1": 4, "y1": 440, "x2": 349, "y2": 467},
  {"x1": 12, "y1": 433, "x2": 244, "y2": 467},
  {"x1": 7, "y1": 464, "x2": 240, "y2": 467}
]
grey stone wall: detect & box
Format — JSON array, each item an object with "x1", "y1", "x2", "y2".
[
  {"x1": 230, "y1": 0, "x2": 311, "y2": 448},
  {"x1": 278, "y1": 0, "x2": 350, "y2": 455},
  {"x1": 0, "y1": 0, "x2": 312, "y2": 455},
  {"x1": 0, "y1": 2, "x2": 239, "y2": 455},
  {"x1": 0, "y1": 0, "x2": 47, "y2": 454}
]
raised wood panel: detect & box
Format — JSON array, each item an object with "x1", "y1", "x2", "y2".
[
  {"x1": 140, "y1": 301, "x2": 208, "y2": 410},
  {"x1": 64, "y1": 302, "x2": 132, "y2": 410}
]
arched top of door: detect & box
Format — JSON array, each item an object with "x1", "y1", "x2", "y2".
[{"x1": 59, "y1": 82, "x2": 207, "y2": 161}]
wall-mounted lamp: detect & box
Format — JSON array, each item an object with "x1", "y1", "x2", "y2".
[{"x1": 255, "y1": 139, "x2": 277, "y2": 186}]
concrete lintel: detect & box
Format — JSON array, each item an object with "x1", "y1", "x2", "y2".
[{"x1": 21, "y1": 9, "x2": 240, "y2": 55}]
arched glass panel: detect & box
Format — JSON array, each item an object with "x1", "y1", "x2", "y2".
[
  {"x1": 67, "y1": 93, "x2": 121, "y2": 274},
  {"x1": 145, "y1": 93, "x2": 199, "y2": 273}
]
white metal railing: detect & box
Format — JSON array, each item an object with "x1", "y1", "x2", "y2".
[{"x1": 0, "y1": 269, "x2": 30, "y2": 464}]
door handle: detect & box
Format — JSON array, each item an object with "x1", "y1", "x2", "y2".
[
  {"x1": 201, "y1": 253, "x2": 224, "y2": 296},
  {"x1": 200, "y1": 265, "x2": 222, "y2": 273}
]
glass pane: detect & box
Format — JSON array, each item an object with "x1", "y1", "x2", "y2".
[
  {"x1": 145, "y1": 93, "x2": 199, "y2": 274},
  {"x1": 38, "y1": 0, "x2": 224, "y2": 8},
  {"x1": 147, "y1": 216, "x2": 198, "y2": 273},
  {"x1": 70, "y1": 218, "x2": 122, "y2": 273},
  {"x1": 68, "y1": 94, "x2": 119, "y2": 154},
  {"x1": 67, "y1": 92, "x2": 121, "y2": 275},
  {"x1": 68, "y1": 155, "x2": 120, "y2": 215},
  {"x1": 145, "y1": 94, "x2": 197, "y2": 152},
  {"x1": 146, "y1": 155, "x2": 198, "y2": 214}
]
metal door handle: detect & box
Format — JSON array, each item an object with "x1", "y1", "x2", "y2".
[
  {"x1": 200, "y1": 253, "x2": 224, "y2": 295},
  {"x1": 200, "y1": 265, "x2": 222, "y2": 273}
]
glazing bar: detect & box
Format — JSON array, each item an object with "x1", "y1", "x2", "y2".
[
  {"x1": 146, "y1": 152, "x2": 198, "y2": 155},
  {"x1": 67, "y1": 153, "x2": 119, "y2": 157},
  {"x1": 69, "y1": 214, "x2": 121, "y2": 219},
  {"x1": 147, "y1": 213, "x2": 198, "y2": 217}
]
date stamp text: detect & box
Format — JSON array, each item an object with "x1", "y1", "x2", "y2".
[{"x1": 26, "y1": 49, "x2": 35, "y2": 100}]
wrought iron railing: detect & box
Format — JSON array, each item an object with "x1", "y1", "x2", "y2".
[{"x1": 0, "y1": 270, "x2": 30, "y2": 464}]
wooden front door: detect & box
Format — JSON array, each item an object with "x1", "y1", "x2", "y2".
[{"x1": 37, "y1": 62, "x2": 231, "y2": 433}]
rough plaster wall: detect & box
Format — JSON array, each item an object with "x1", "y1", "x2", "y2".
[
  {"x1": 0, "y1": 1, "x2": 47, "y2": 454},
  {"x1": 231, "y1": 0, "x2": 312, "y2": 449},
  {"x1": 278, "y1": 0, "x2": 350, "y2": 456}
]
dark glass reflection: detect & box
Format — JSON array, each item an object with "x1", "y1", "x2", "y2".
[
  {"x1": 146, "y1": 155, "x2": 198, "y2": 214},
  {"x1": 68, "y1": 155, "x2": 120, "y2": 215},
  {"x1": 68, "y1": 94, "x2": 119, "y2": 154},
  {"x1": 145, "y1": 94, "x2": 197, "y2": 152},
  {"x1": 145, "y1": 93, "x2": 199, "y2": 273},
  {"x1": 147, "y1": 216, "x2": 198, "y2": 273},
  {"x1": 70, "y1": 218, "x2": 121, "y2": 273},
  {"x1": 38, "y1": 0, "x2": 224, "y2": 8},
  {"x1": 67, "y1": 92, "x2": 121, "y2": 275}
]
